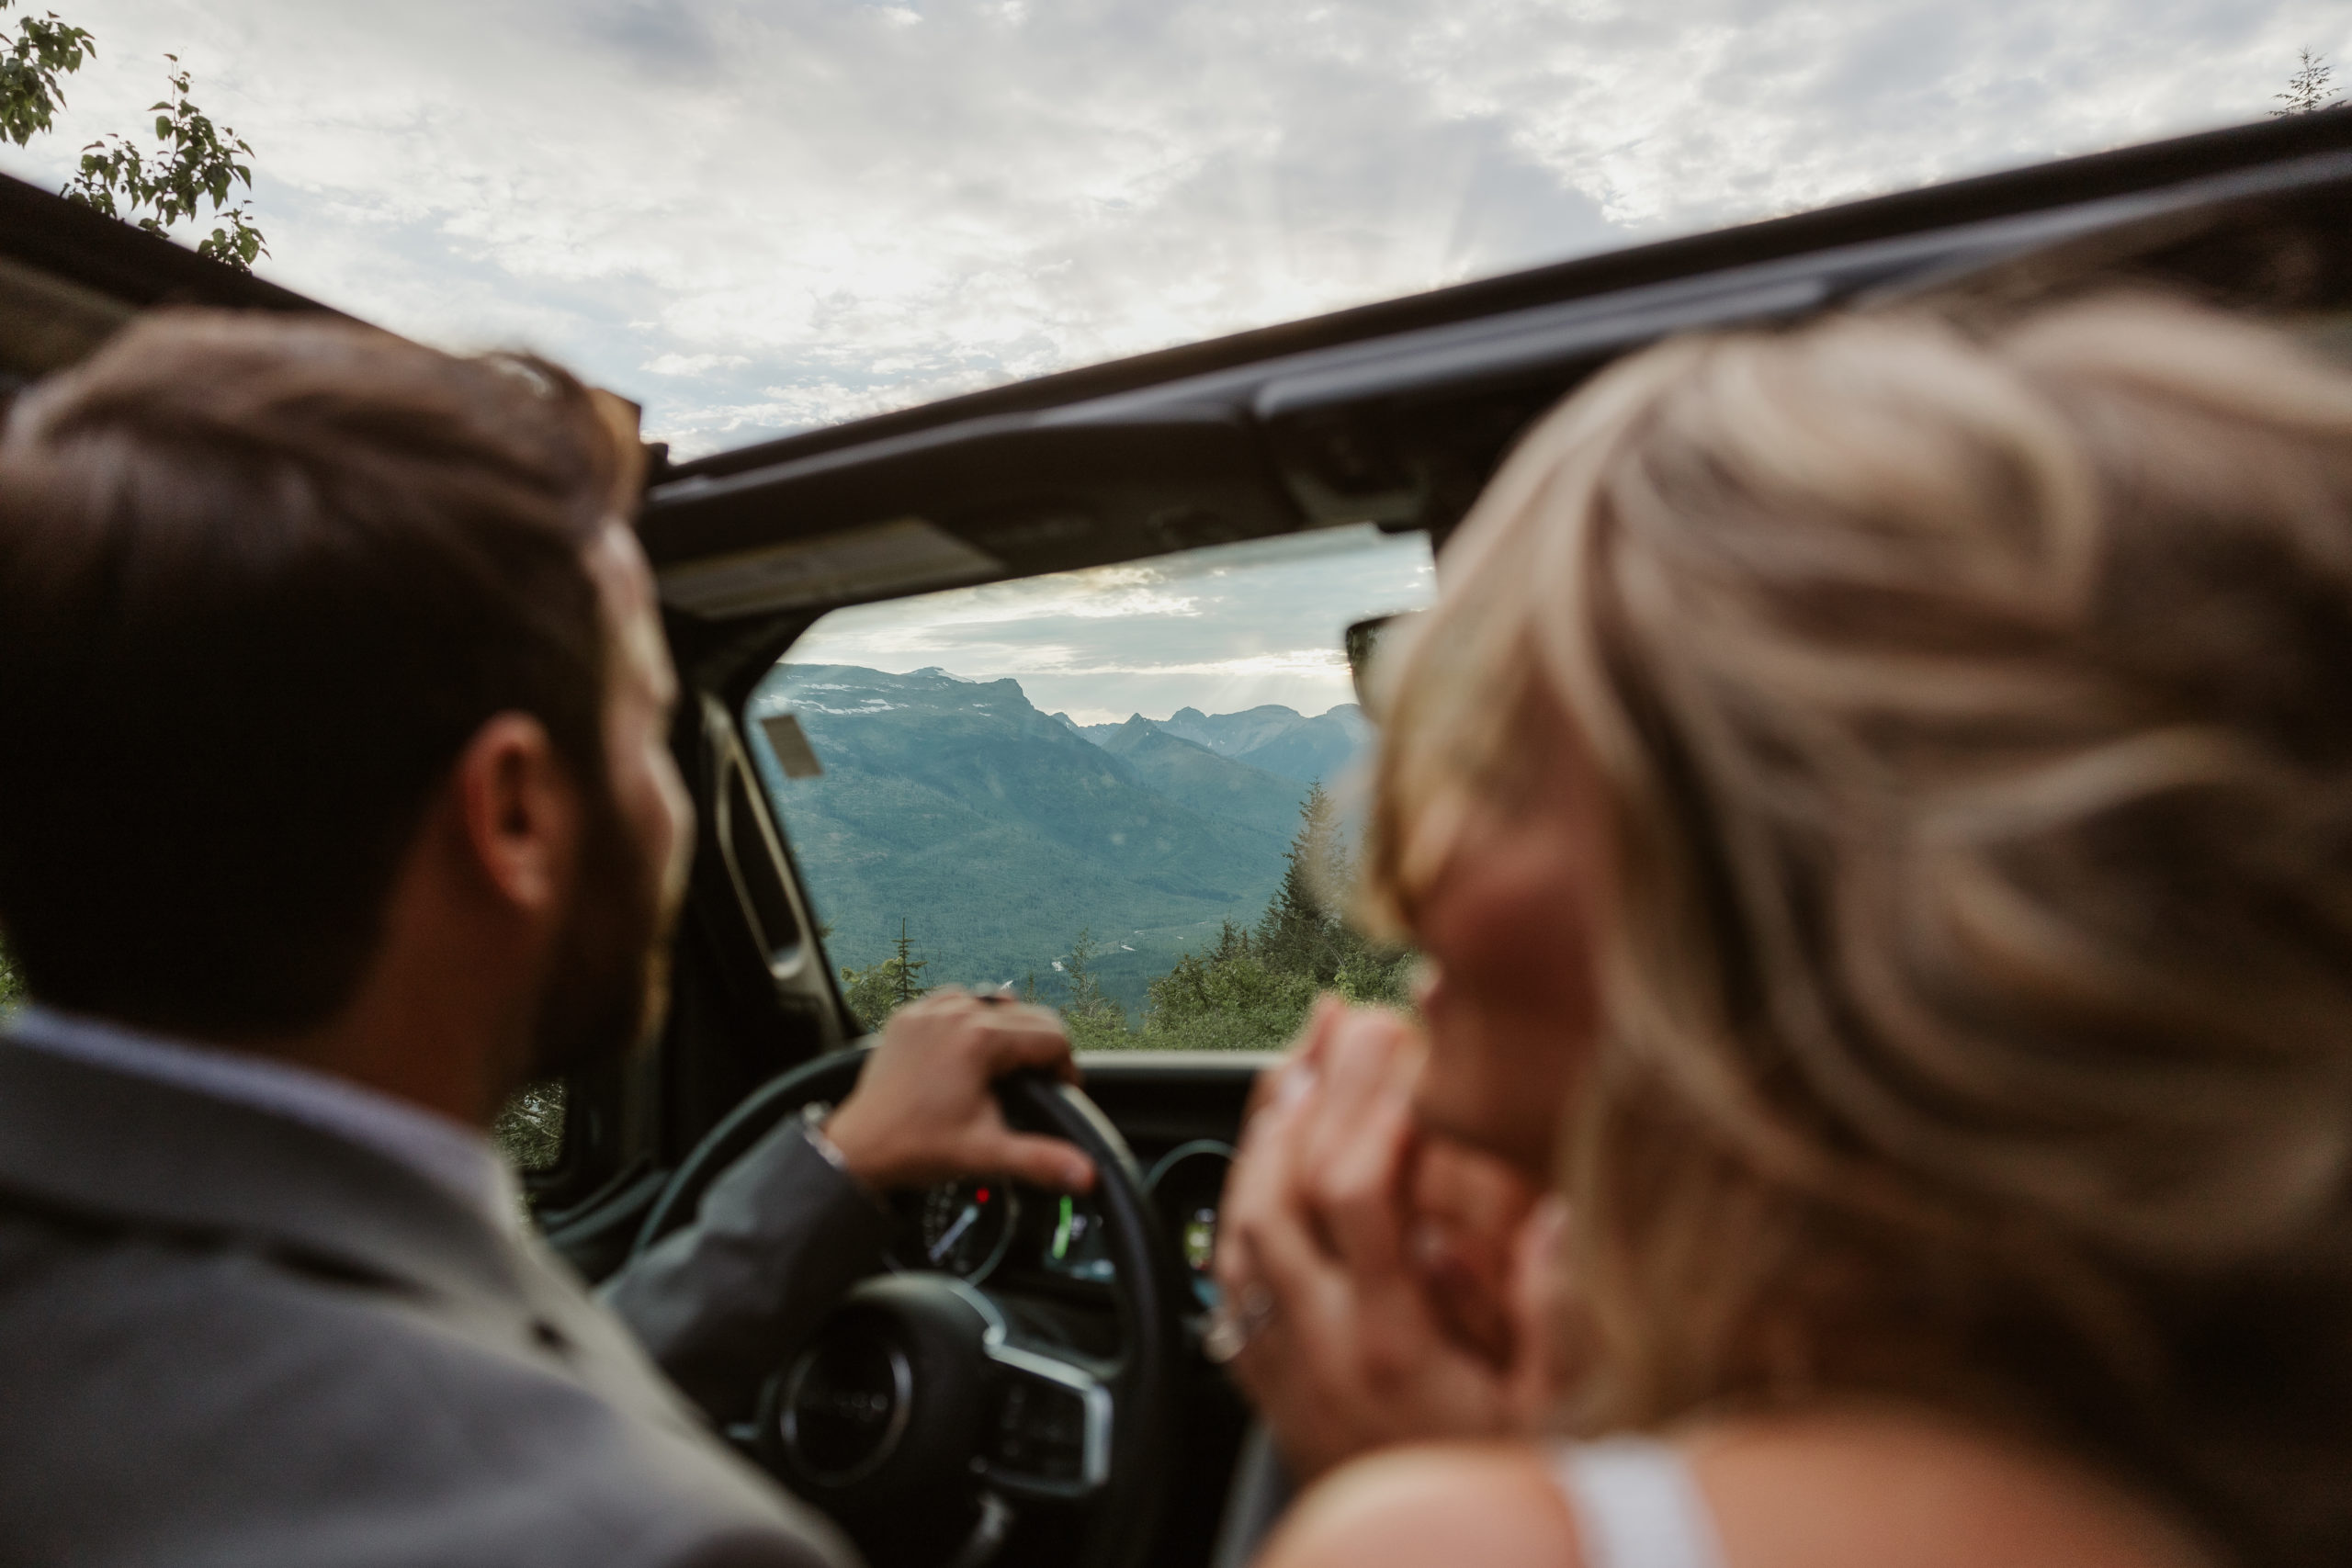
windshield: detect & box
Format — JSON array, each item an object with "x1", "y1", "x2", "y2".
[{"x1": 747, "y1": 525, "x2": 1433, "y2": 1047}]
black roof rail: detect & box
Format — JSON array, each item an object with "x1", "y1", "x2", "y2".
[
  {"x1": 0, "y1": 170, "x2": 336, "y2": 318},
  {"x1": 666, "y1": 111, "x2": 2352, "y2": 487}
]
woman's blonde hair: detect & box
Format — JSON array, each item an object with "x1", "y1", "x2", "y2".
[{"x1": 1363, "y1": 295, "x2": 2352, "y2": 1565}]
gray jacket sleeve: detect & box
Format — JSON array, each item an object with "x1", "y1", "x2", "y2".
[{"x1": 602, "y1": 1118, "x2": 896, "y2": 1420}]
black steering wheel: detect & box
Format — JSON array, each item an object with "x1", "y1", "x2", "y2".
[{"x1": 631, "y1": 1045, "x2": 1189, "y2": 1568}]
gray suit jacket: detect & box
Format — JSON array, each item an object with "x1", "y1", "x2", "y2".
[{"x1": 0, "y1": 1037, "x2": 891, "y2": 1568}]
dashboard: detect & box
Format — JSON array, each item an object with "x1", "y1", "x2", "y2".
[
  {"x1": 822, "y1": 1052, "x2": 1272, "y2": 1568},
  {"x1": 883, "y1": 1138, "x2": 1234, "y2": 1306},
  {"x1": 875, "y1": 1050, "x2": 1275, "y2": 1308}
]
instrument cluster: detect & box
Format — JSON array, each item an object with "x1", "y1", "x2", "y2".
[{"x1": 884, "y1": 1140, "x2": 1235, "y2": 1302}]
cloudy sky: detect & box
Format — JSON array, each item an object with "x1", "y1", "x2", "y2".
[
  {"x1": 774, "y1": 524, "x2": 1434, "y2": 721},
  {"x1": 3, "y1": 1, "x2": 2339, "y2": 459},
  {"x1": 2, "y1": 1, "x2": 2342, "y2": 717}
]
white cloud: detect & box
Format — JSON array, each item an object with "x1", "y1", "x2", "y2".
[
  {"x1": 1043, "y1": 650, "x2": 1350, "y2": 678},
  {"x1": 642, "y1": 351, "x2": 750, "y2": 375},
  {"x1": 783, "y1": 523, "x2": 1431, "y2": 716},
  {"x1": 2, "y1": 0, "x2": 2340, "y2": 466}
]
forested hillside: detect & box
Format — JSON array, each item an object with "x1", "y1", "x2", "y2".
[
  {"x1": 752, "y1": 664, "x2": 1339, "y2": 1014},
  {"x1": 832, "y1": 783, "x2": 1416, "y2": 1051}
]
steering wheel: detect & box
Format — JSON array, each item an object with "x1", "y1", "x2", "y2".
[{"x1": 631, "y1": 1045, "x2": 1189, "y2": 1568}]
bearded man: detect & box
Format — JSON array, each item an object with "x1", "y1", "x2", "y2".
[{"x1": 0, "y1": 312, "x2": 1092, "y2": 1568}]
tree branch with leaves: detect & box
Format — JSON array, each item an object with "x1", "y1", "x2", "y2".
[
  {"x1": 2, "y1": 3, "x2": 268, "y2": 271},
  {"x1": 64, "y1": 54, "x2": 266, "y2": 269},
  {"x1": 0, "y1": 3, "x2": 93, "y2": 147}
]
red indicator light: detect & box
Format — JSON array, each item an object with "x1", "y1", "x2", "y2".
[{"x1": 976, "y1": 1187, "x2": 990, "y2": 1203}]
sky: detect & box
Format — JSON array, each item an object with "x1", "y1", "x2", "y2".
[
  {"x1": 2, "y1": 1, "x2": 2340, "y2": 460},
  {"x1": 2, "y1": 1, "x2": 2344, "y2": 717},
  {"x1": 773, "y1": 524, "x2": 1435, "y2": 721}
]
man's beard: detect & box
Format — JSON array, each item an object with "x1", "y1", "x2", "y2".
[{"x1": 526, "y1": 784, "x2": 676, "y2": 1083}]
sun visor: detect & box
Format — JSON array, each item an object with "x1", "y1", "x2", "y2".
[
  {"x1": 656, "y1": 516, "x2": 1002, "y2": 619},
  {"x1": 758, "y1": 713, "x2": 825, "y2": 780}
]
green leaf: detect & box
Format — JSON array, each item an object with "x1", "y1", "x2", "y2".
[{"x1": 27, "y1": 33, "x2": 269, "y2": 272}]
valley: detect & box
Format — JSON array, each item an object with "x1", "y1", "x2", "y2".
[{"x1": 747, "y1": 663, "x2": 1366, "y2": 1017}]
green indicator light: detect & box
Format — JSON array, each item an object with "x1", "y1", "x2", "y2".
[
  {"x1": 1183, "y1": 1212, "x2": 1216, "y2": 1271},
  {"x1": 1053, "y1": 1194, "x2": 1073, "y2": 1260}
]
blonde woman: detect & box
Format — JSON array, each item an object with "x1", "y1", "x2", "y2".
[{"x1": 1213, "y1": 296, "x2": 2352, "y2": 1568}]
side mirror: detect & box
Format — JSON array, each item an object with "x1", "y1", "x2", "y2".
[{"x1": 1343, "y1": 614, "x2": 1406, "y2": 709}]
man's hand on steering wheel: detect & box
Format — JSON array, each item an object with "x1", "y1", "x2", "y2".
[{"x1": 822, "y1": 990, "x2": 1098, "y2": 1194}]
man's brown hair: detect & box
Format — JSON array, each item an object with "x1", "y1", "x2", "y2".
[{"x1": 0, "y1": 310, "x2": 638, "y2": 1039}]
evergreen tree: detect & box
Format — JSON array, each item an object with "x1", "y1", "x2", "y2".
[
  {"x1": 1136, "y1": 789, "x2": 1414, "y2": 1050},
  {"x1": 1141, "y1": 920, "x2": 1318, "y2": 1050},
  {"x1": 889, "y1": 917, "x2": 928, "y2": 1007},
  {"x1": 1058, "y1": 927, "x2": 1130, "y2": 1050},
  {"x1": 2276, "y1": 48, "x2": 2345, "y2": 116},
  {"x1": 1256, "y1": 782, "x2": 1341, "y2": 981},
  {"x1": 839, "y1": 917, "x2": 929, "y2": 1032}
]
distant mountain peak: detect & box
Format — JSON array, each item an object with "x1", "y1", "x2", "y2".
[
  {"x1": 1152, "y1": 700, "x2": 1366, "y2": 782},
  {"x1": 773, "y1": 662, "x2": 1365, "y2": 784}
]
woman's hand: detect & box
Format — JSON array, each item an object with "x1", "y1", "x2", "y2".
[
  {"x1": 1411, "y1": 1134, "x2": 1544, "y2": 1369},
  {"x1": 1212, "y1": 998, "x2": 1569, "y2": 1482}
]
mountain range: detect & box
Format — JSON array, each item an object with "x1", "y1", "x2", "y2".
[
  {"x1": 1051, "y1": 702, "x2": 1367, "y2": 784},
  {"x1": 748, "y1": 665, "x2": 1365, "y2": 1014}
]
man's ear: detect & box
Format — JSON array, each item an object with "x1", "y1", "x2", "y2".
[{"x1": 450, "y1": 712, "x2": 582, "y2": 918}]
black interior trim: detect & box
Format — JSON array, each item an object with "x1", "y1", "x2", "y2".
[
  {"x1": 0, "y1": 172, "x2": 343, "y2": 384},
  {"x1": 639, "y1": 124, "x2": 2352, "y2": 603},
  {"x1": 0, "y1": 173, "x2": 335, "y2": 318}
]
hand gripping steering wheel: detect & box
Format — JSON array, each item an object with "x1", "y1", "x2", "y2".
[{"x1": 631, "y1": 1046, "x2": 1189, "y2": 1568}]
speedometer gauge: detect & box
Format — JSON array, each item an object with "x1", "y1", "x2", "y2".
[
  {"x1": 910, "y1": 1179, "x2": 1017, "y2": 1281},
  {"x1": 1145, "y1": 1140, "x2": 1235, "y2": 1308}
]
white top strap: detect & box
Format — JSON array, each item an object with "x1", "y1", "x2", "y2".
[{"x1": 1554, "y1": 1438, "x2": 1727, "y2": 1568}]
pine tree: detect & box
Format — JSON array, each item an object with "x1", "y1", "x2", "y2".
[
  {"x1": 889, "y1": 917, "x2": 928, "y2": 1007},
  {"x1": 1058, "y1": 928, "x2": 1130, "y2": 1049},
  {"x1": 1256, "y1": 783, "x2": 1341, "y2": 981},
  {"x1": 1136, "y1": 789, "x2": 1414, "y2": 1050},
  {"x1": 838, "y1": 918, "x2": 930, "y2": 1032},
  {"x1": 2275, "y1": 48, "x2": 2344, "y2": 116}
]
